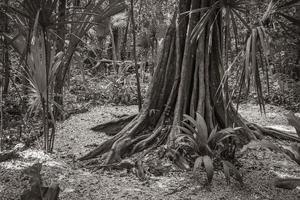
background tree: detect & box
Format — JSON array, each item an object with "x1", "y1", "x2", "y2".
[
  {"x1": 53, "y1": 0, "x2": 66, "y2": 120},
  {"x1": 0, "y1": 0, "x2": 10, "y2": 97},
  {"x1": 53, "y1": 0, "x2": 126, "y2": 119}
]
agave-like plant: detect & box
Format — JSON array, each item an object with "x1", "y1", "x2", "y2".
[{"x1": 173, "y1": 113, "x2": 243, "y2": 185}]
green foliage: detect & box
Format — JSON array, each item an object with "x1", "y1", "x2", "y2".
[
  {"x1": 173, "y1": 113, "x2": 243, "y2": 185},
  {"x1": 236, "y1": 26, "x2": 271, "y2": 113}
]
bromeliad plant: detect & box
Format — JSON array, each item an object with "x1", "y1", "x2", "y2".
[{"x1": 173, "y1": 113, "x2": 243, "y2": 185}]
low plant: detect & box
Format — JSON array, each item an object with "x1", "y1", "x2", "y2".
[{"x1": 171, "y1": 113, "x2": 243, "y2": 185}]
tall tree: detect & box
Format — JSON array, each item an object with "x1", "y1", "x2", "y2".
[
  {"x1": 80, "y1": 0, "x2": 300, "y2": 164},
  {"x1": 130, "y1": 0, "x2": 142, "y2": 110},
  {"x1": 79, "y1": 0, "x2": 254, "y2": 163}
]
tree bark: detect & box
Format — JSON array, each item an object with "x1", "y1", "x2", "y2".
[
  {"x1": 79, "y1": 0, "x2": 254, "y2": 164},
  {"x1": 130, "y1": 0, "x2": 142, "y2": 110},
  {"x1": 121, "y1": 15, "x2": 129, "y2": 60},
  {"x1": 1, "y1": 0, "x2": 10, "y2": 97},
  {"x1": 54, "y1": 0, "x2": 66, "y2": 120}
]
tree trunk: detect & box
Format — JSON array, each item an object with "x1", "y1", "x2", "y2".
[
  {"x1": 130, "y1": 0, "x2": 142, "y2": 110},
  {"x1": 121, "y1": 15, "x2": 129, "y2": 60},
  {"x1": 1, "y1": 0, "x2": 10, "y2": 97},
  {"x1": 295, "y1": 5, "x2": 300, "y2": 80},
  {"x1": 54, "y1": 0, "x2": 66, "y2": 120},
  {"x1": 79, "y1": 0, "x2": 252, "y2": 164}
]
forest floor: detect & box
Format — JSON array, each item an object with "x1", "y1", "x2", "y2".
[{"x1": 0, "y1": 103, "x2": 300, "y2": 200}]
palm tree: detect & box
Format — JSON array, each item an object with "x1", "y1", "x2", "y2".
[{"x1": 2, "y1": 0, "x2": 126, "y2": 152}]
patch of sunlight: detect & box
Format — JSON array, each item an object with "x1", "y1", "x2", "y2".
[
  {"x1": 271, "y1": 170, "x2": 296, "y2": 178},
  {"x1": 154, "y1": 176, "x2": 184, "y2": 190},
  {"x1": 0, "y1": 183, "x2": 4, "y2": 193},
  {"x1": 20, "y1": 149, "x2": 52, "y2": 161},
  {"x1": 44, "y1": 160, "x2": 67, "y2": 168},
  {"x1": 63, "y1": 187, "x2": 75, "y2": 193},
  {"x1": 265, "y1": 125, "x2": 296, "y2": 133},
  {"x1": 0, "y1": 160, "x2": 35, "y2": 170},
  {"x1": 124, "y1": 188, "x2": 142, "y2": 193},
  {"x1": 273, "y1": 171, "x2": 300, "y2": 191},
  {"x1": 0, "y1": 149, "x2": 67, "y2": 170}
]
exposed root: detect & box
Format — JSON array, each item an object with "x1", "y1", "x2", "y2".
[
  {"x1": 249, "y1": 123, "x2": 300, "y2": 142},
  {"x1": 83, "y1": 125, "x2": 170, "y2": 176},
  {"x1": 78, "y1": 112, "x2": 149, "y2": 161},
  {"x1": 131, "y1": 126, "x2": 163, "y2": 154},
  {"x1": 106, "y1": 136, "x2": 132, "y2": 164},
  {"x1": 87, "y1": 159, "x2": 136, "y2": 172},
  {"x1": 78, "y1": 136, "x2": 118, "y2": 161},
  {"x1": 90, "y1": 114, "x2": 137, "y2": 136}
]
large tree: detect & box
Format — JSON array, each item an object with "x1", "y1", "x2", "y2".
[
  {"x1": 80, "y1": 0, "x2": 300, "y2": 165},
  {"x1": 79, "y1": 0, "x2": 254, "y2": 164}
]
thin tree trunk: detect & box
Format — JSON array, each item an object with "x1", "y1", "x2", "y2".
[
  {"x1": 113, "y1": 28, "x2": 120, "y2": 60},
  {"x1": 54, "y1": 0, "x2": 66, "y2": 120},
  {"x1": 121, "y1": 15, "x2": 129, "y2": 60},
  {"x1": 109, "y1": 25, "x2": 118, "y2": 73},
  {"x1": 2, "y1": 0, "x2": 9, "y2": 97},
  {"x1": 130, "y1": 0, "x2": 142, "y2": 110},
  {"x1": 295, "y1": 5, "x2": 300, "y2": 80},
  {"x1": 0, "y1": 79, "x2": 3, "y2": 151}
]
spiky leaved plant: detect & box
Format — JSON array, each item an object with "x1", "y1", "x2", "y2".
[
  {"x1": 2, "y1": 0, "x2": 127, "y2": 152},
  {"x1": 19, "y1": 10, "x2": 63, "y2": 153},
  {"x1": 2, "y1": 0, "x2": 63, "y2": 152},
  {"x1": 171, "y1": 113, "x2": 243, "y2": 185}
]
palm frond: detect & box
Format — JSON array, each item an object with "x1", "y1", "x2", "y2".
[{"x1": 235, "y1": 25, "x2": 271, "y2": 113}]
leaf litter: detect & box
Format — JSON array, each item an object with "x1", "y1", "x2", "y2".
[{"x1": 0, "y1": 104, "x2": 299, "y2": 200}]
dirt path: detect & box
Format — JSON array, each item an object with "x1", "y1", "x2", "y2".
[{"x1": 0, "y1": 104, "x2": 299, "y2": 200}]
